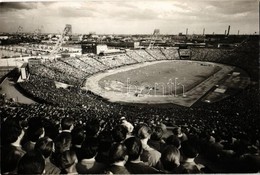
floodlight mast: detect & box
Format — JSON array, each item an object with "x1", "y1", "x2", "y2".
[
  {"x1": 16, "y1": 26, "x2": 23, "y2": 34},
  {"x1": 148, "y1": 29, "x2": 160, "y2": 49},
  {"x1": 48, "y1": 24, "x2": 72, "y2": 61}
]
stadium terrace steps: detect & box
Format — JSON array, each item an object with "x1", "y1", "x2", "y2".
[
  {"x1": 78, "y1": 56, "x2": 108, "y2": 71},
  {"x1": 74, "y1": 56, "x2": 101, "y2": 73},
  {"x1": 145, "y1": 49, "x2": 167, "y2": 60},
  {"x1": 159, "y1": 48, "x2": 170, "y2": 59},
  {"x1": 126, "y1": 50, "x2": 147, "y2": 62},
  {"x1": 135, "y1": 49, "x2": 156, "y2": 61},
  {"x1": 30, "y1": 64, "x2": 80, "y2": 85},
  {"x1": 45, "y1": 61, "x2": 86, "y2": 80},
  {"x1": 160, "y1": 48, "x2": 179, "y2": 60},
  {"x1": 125, "y1": 52, "x2": 140, "y2": 63},
  {"x1": 60, "y1": 58, "x2": 96, "y2": 74},
  {"x1": 98, "y1": 55, "x2": 126, "y2": 68},
  {"x1": 118, "y1": 54, "x2": 138, "y2": 65}
]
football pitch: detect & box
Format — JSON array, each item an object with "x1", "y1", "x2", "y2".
[{"x1": 84, "y1": 60, "x2": 234, "y2": 107}]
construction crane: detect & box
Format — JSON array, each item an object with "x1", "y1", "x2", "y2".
[
  {"x1": 148, "y1": 29, "x2": 160, "y2": 49},
  {"x1": 48, "y1": 24, "x2": 72, "y2": 61}
]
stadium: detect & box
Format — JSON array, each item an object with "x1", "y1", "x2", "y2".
[
  {"x1": 1, "y1": 35, "x2": 259, "y2": 173},
  {"x1": 0, "y1": 1, "x2": 259, "y2": 173}
]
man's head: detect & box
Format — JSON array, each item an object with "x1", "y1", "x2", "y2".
[
  {"x1": 61, "y1": 117, "x2": 74, "y2": 131},
  {"x1": 137, "y1": 125, "x2": 152, "y2": 140},
  {"x1": 59, "y1": 150, "x2": 78, "y2": 170},
  {"x1": 1, "y1": 118, "x2": 24, "y2": 145},
  {"x1": 181, "y1": 140, "x2": 199, "y2": 159},
  {"x1": 85, "y1": 119, "x2": 100, "y2": 137},
  {"x1": 55, "y1": 133, "x2": 72, "y2": 153},
  {"x1": 124, "y1": 137, "x2": 142, "y2": 161},
  {"x1": 151, "y1": 126, "x2": 164, "y2": 141},
  {"x1": 109, "y1": 143, "x2": 128, "y2": 164},
  {"x1": 161, "y1": 146, "x2": 180, "y2": 172},
  {"x1": 120, "y1": 117, "x2": 126, "y2": 121},
  {"x1": 17, "y1": 151, "x2": 45, "y2": 174},
  {"x1": 71, "y1": 125, "x2": 85, "y2": 146},
  {"x1": 35, "y1": 137, "x2": 54, "y2": 159},
  {"x1": 112, "y1": 125, "x2": 128, "y2": 143},
  {"x1": 166, "y1": 135, "x2": 181, "y2": 149},
  {"x1": 27, "y1": 126, "x2": 45, "y2": 142},
  {"x1": 173, "y1": 127, "x2": 182, "y2": 136},
  {"x1": 80, "y1": 137, "x2": 99, "y2": 160}
]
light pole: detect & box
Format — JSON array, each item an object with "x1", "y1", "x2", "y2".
[
  {"x1": 178, "y1": 83, "x2": 186, "y2": 97},
  {"x1": 174, "y1": 77, "x2": 178, "y2": 97}
]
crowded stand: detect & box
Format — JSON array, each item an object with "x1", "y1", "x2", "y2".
[
  {"x1": 1, "y1": 41, "x2": 260, "y2": 174},
  {"x1": 145, "y1": 49, "x2": 167, "y2": 60},
  {"x1": 29, "y1": 64, "x2": 81, "y2": 85},
  {"x1": 160, "y1": 48, "x2": 179, "y2": 60},
  {"x1": 116, "y1": 54, "x2": 138, "y2": 65},
  {"x1": 191, "y1": 36, "x2": 259, "y2": 81},
  {"x1": 44, "y1": 61, "x2": 86, "y2": 81},
  {"x1": 126, "y1": 50, "x2": 147, "y2": 63},
  {"x1": 98, "y1": 55, "x2": 126, "y2": 68},
  {"x1": 1, "y1": 83, "x2": 259, "y2": 174},
  {"x1": 135, "y1": 49, "x2": 156, "y2": 61},
  {"x1": 78, "y1": 56, "x2": 108, "y2": 71},
  {"x1": 61, "y1": 57, "x2": 97, "y2": 75},
  {"x1": 17, "y1": 75, "x2": 104, "y2": 107}
]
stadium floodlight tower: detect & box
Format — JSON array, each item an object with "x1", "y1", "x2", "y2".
[
  {"x1": 148, "y1": 29, "x2": 160, "y2": 49},
  {"x1": 33, "y1": 25, "x2": 44, "y2": 37},
  {"x1": 16, "y1": 26, "x2": 23, "y2": 34},
  {"x1": 48, "y1": 24, "x2": 72, "y2": 61}
]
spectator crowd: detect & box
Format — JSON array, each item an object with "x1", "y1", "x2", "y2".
[
  {"x1": 1, "y1": 38, "x2": 259, "y2": 174},
  {"x1": 1, "y1": 110, "x2": 259, "y2": 174}
]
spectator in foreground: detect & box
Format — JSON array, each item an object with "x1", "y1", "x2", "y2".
[
  {"x1": 17, "y1": 150, "x2": 45, "y2": 174},
  {"x1": 165, "y1": 135, "x2": 181, "y2": 149},
  {"x1": 60, "y1": 117, "x2": 74, "y2": 135},
  {"x1": 105, "y1": 143, "x2": 130, "y2": 174},
  {"x1": 95, "y1": 139, "x2": 112, "y2": 167},
  {"x1": 180, "y1": 140, "x2": 204, "y2": 173},
  {"x1": 23, "y1": 121, "x2": 45, "y2": 152},
  {"x1": 85, "y1": 119, "x2": 100, "y2": 138},
  {"x1": 120, "y1": 117, "x2": 134, "y2": 138},
  {"x1": 59, "y1": 150, "x2": 78, "y2": 174},
  {"x1": 76, "y1": 137, "x2": 106, "y2": 174},
  {"x1": 148, "y1": 126, "x2": 166, "y2": 152},
  {"x1": 157, "y1": 145, "x2": 181, "y2": 173},
  {"x1": 1, "y1": 119, "x2": 26, "y2": 174},
  {"x1": 173, "y1": 127, "x2": 188, "y2": 143},
  {"x1": 112, "y1": 124, "x2": 128, "y2": 143},
  {"x1": 124, "y1": 137, "x2": 159, "y2": 174},
  {"x1": 35, "y1": 137, "x2": 60, "y2": 174},
  {"x1": 137, "y1": 125, "x2": 161, "y2": 168},
  {"x1": 51, "y1": 131, "x2": 72, "y2": 168},
  {"x1": 71, "y1": 125, "x2": 85, "y2": 161}
]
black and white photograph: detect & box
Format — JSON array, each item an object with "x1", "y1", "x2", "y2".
[{"x1": 0, "y1": 0, "x2": 259, "y2": 174}]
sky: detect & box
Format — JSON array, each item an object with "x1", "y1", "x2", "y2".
[{"x1": 0, "y1": 0, "x2": 259, "y2": 35}]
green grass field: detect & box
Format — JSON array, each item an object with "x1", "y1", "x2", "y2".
[{"x1": 99, "y1": 61, "x2": 221, "y2": 95}]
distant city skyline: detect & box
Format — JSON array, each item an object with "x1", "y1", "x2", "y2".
[{"x1": 0, "y1": 0, "x2": 259, "y2": 35}]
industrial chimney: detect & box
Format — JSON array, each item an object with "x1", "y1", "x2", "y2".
[{"x1": 227, "y1": 25, "x2": 230, "y2": 36}]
